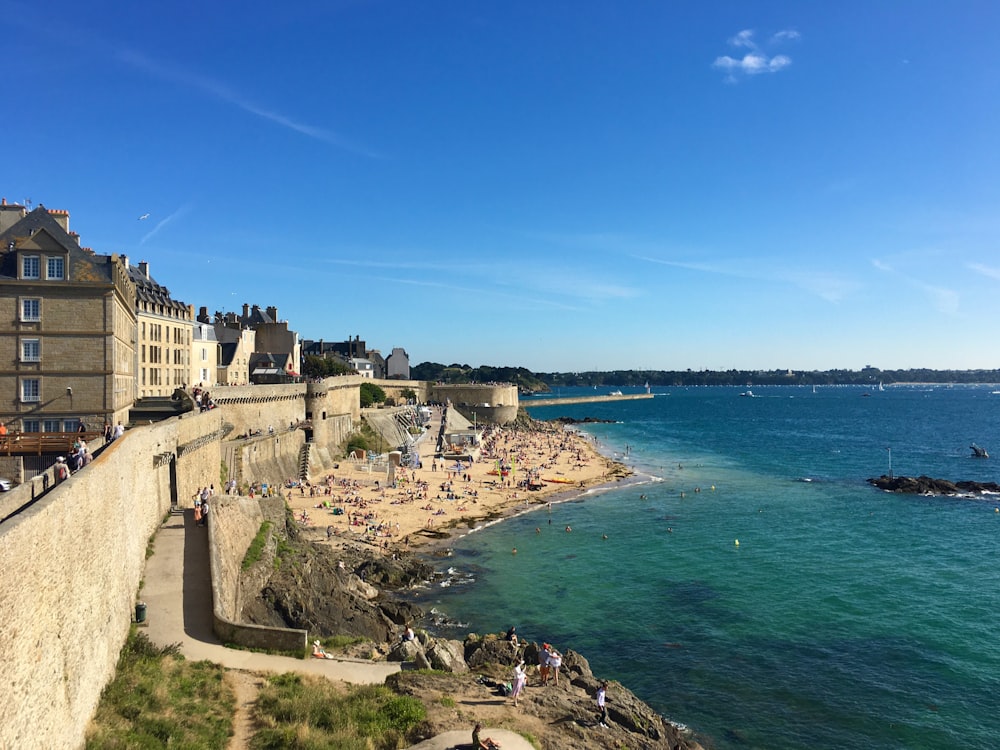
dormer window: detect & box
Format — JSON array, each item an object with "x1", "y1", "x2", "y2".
[
  {"x1": 46, "y1": 256, "x2": 65, "y2": 280},
  {"x1": 22, "y1": 255, "x2": 40, "y2": 279}
]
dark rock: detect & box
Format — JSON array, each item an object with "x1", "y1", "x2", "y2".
[
  {"x1": 464, "y1": 634, "x2": 523, "y2": 668},
  {"x1": 868, "y1": 475, "x2": 1000, "y2": 496},
  {"x1": 239, "y1": 511, "x2": 429, "y2": 643}
]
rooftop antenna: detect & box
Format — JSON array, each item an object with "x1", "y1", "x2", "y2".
[{"x1": 24, "y1": 198, "x2": 32, "y2": 210}]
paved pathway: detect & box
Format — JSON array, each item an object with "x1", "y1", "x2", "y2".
[
  {"x1": 141, "y1": 462, "x2": 533, "y2": 750},
  {"x1": 141, "y1": 508, "x2": 400, "y2": 682}
]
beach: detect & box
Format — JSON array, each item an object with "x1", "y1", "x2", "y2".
[{"x1": 283, "y1": 406, "x2": 628, "y2": 552}]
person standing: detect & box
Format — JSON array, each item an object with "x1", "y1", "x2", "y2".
[
  {"x1": 511, "y1": 660, "x2": 527, "y2": 707},
  {"x1": 538, "y1": 643, "x2": 551, "y2": 686},
  {"x1": 596, "y1": 680, "x2": 609, "y2": 727},
  {"x1": 548, "y1": 647, "x2": 563, "y2": 685}
]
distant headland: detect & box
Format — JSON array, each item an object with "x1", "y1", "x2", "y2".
[{"x1": 411, "y1": 362, "x2": 1000, "y2": 393}]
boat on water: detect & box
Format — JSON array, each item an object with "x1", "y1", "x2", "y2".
[
  {"x1": 740, "y1": 390, "x2": 755, "y2": 398},
  {"x1": 609, "y1": 390, "x2": 623, "y2": 396}
]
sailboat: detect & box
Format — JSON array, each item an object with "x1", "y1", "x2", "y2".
[{"x1": 878, "y1": 381, "x2": 885, "y2": 392}]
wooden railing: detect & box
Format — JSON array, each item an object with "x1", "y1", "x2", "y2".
[{"x1": 0, "y1": 431, "x2": 102, "y2": 456}]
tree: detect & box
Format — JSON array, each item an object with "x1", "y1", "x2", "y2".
[
  {"x1": 359, "y1": 382, "x2": 387, "y2": 408},
  {"x1": 400, "y1": 388, "x2": 417, "y2": 403},
  {"x1": 302, "y1": 354, "x2": 351, "y2": 379}
]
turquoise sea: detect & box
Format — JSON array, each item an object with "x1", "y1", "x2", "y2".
[{"x1": 413, "y1": 385, "x2": 1000, "y2": 750}]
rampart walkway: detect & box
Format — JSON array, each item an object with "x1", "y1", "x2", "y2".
[{"x1": 142, "y1": 509, "x2": 399, "y2": 683}]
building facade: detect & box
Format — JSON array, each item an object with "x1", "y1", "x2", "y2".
[
  {"x1": 386, "y1": 347, "x2": 410, "y2": 379},
  {"x1": 0, "y1": 204, "x2": 136, "y2": 432},
  {"x1": 127, "y1": 259, "x2": 193, "y2": 398}
]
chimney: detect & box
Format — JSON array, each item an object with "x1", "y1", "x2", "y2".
[
  {"x1": 121, "y1": 254, "x2": 129, "y2": 271},
  {"x1": 138, "y1": 260, "x2": 149, "y2": 278},
  {"x1": 242, "y1": 303, "x2": 250, "y2": 320},
  {"x1": 266, "y1": 305, "x2": 277, "y2": 320},
  {"x1": 198, "y1": 306, "x2": 209, "y2": 323},
  {"x1": 47, "y1": 208, "x2": 70, "y2": 232}
]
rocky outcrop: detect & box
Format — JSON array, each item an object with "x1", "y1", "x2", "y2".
[
  {"x1": 551, "y1": 416, "x2": 617, "y2": 424},
  {"x1": 386, "y1": 633, "x2": 704, "y2": 749},
  {"x1": 239, "y1": 513, "x2": 428, "y2": 642},
  {"x1": 868, "y1": 475, "x2": 1000, "y2": 496}
]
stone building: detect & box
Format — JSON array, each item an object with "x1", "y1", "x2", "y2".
[
  {"x1": 127, "y1": 259, "x2": 193, "y2": 397},
  {"x1": 0, "y1": 203, "x2": 136, "y2": 432},
  {"x1": 216, "y1": 325, "x2": 255, "y2": 386},
  {"x1": 215, "y1": 304, "x2": 300, "y2": 382},
  {"x1": 386, "y1": 347, "x2": 410, "y2": 379},
  {"x1": 192, "y1": 321, "x2": 219, "y2": 387}
]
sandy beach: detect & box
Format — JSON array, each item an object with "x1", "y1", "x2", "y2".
[{"x1": 283, "y1": 406, "x2": 628, "y2": 552}]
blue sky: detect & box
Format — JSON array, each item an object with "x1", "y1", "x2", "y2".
[{"x1": 6, "y1": 1, "x2": 1000, "y2": 372}]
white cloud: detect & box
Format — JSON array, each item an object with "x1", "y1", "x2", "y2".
[
  {"x1": 730, "y1": 29, "x2": 757, "y2": 49},
  {"x1": 140, "y1": 204, "x2": 192, "y2": 246},
  {"x1": 967, "y1": 262, "x2": 1000, "y2": 281},
  {"x1": 117, "y1": 50, "x2": 380, "y2": 158},
  {"x1": 771, "y1": 30, "x2": 801, "y2": 43},
  {"x1": 713, "y1": 53, "x2": 791, "y2": 75},
  {"x1": 873, "y1": 258, "x2": 959, "y2": 315},
  {"x1": 636, "y1": 255, "x2": 857, "y2": 303},
  {"x1": 713, "y1": 29, "x2": 797, "y2": 81}
]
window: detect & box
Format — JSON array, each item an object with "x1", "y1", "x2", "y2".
[
  {"x1": 46, "y1": 256, "x2": 65, "y2": 280},
  {"x1": 63, "y1": 419, "x2": 81, "y2": 433},
  {"x1": 43, "y1": 419, "x2": 61, "y2": 433},
  {"x1": 21, "y1": 379, "x2": 40, "y2": 402},
  {"x1": 21, "y1": 339, "x2": 40, "y2": 362},
  {"x1": 22, "y1": 255, "x2": 40, "y2": 279},
  {"x1": 201, "y1": 347, "x2": 207, "y2": 361},
  {"x1": 22, "y1": 419, "x2": 39, "y2": 433},
  {"x1": 21, "y1": 299, "x2": 40, "y2": 321}
]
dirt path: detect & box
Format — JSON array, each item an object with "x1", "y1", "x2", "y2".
[{"x1": 226, "y1": 669, "x2": 265, "y2": 750}]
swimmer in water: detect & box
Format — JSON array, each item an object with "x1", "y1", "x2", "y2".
[{"x1": 565, "y1": 526, "x2": 572, "y2": 532}]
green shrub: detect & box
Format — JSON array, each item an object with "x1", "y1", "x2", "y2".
[{"x1": 242, "y1": 521, "x2": 272, "y2": 570}]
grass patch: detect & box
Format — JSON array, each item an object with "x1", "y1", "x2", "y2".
[
  {"x1": 243, "y1": 521, "x2": 273, "y2": 571},
  {"x1": 438, "y1": 695, "x2": 456, "y2": 708},
  {"x1": 274, "y1": 536, "x2": 294, "y2": 570},
  {"x1": 86, "y1": 630, "x2": 233, "y2": 749},
  {"x1": 251, "y1": 673, "x2": 425, "y2": 749}
]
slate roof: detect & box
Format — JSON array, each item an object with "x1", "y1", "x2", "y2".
[
  {"x1": 0, "y1": 206, "x2": 113, "y2": 283},
  {"x1": 128, "y1": 264, "x2": 188, "y2": 311}
]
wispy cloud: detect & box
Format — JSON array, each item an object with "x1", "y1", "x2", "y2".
[
  {"x1": 117, "y1": 50, "x2": 380, "y2": 158},
  {"x1": 967, "y1": 262, "x2": 1000, "y2": 282},
  {"x1": 140, "y1": 204, "x2": 192, "y2": 245},
  {"x1": 872, "y1": 258, "x2": 960, "y2": 315},
  {"x1": 713, "y1": 28, "x2": 798, "y2": 83},
  {"x1": 635, "y1": 254, "x2": 857, "y2": 302},
  {"x1": 324, "y1": 256, "x2": 638, "y2": 304}
]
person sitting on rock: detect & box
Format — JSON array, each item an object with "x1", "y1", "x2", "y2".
[
  {"x1": 472, "y1": 723, "x2": 501, "y2": 749},
  {"x1": 312, "y1": 640, "x2": 335, "y2": 659}
]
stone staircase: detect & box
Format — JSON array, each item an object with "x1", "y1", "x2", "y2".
[{"x1": 297, "y1": 442, "x2": 312, "y2": 481}]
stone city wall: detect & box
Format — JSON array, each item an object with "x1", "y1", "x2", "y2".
[
  {"x1": 0, "y1": 384, "x2": 335, "y2": 749},
  {"x1": 428, "y1": 384, "x2": 519, "y2": 424},
  {"x1": 0, "y1": 421, "x2": 178, "y2": 750},
  {"x1": 207, "y1": 495, "x2": 305, "y2": 651}
]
